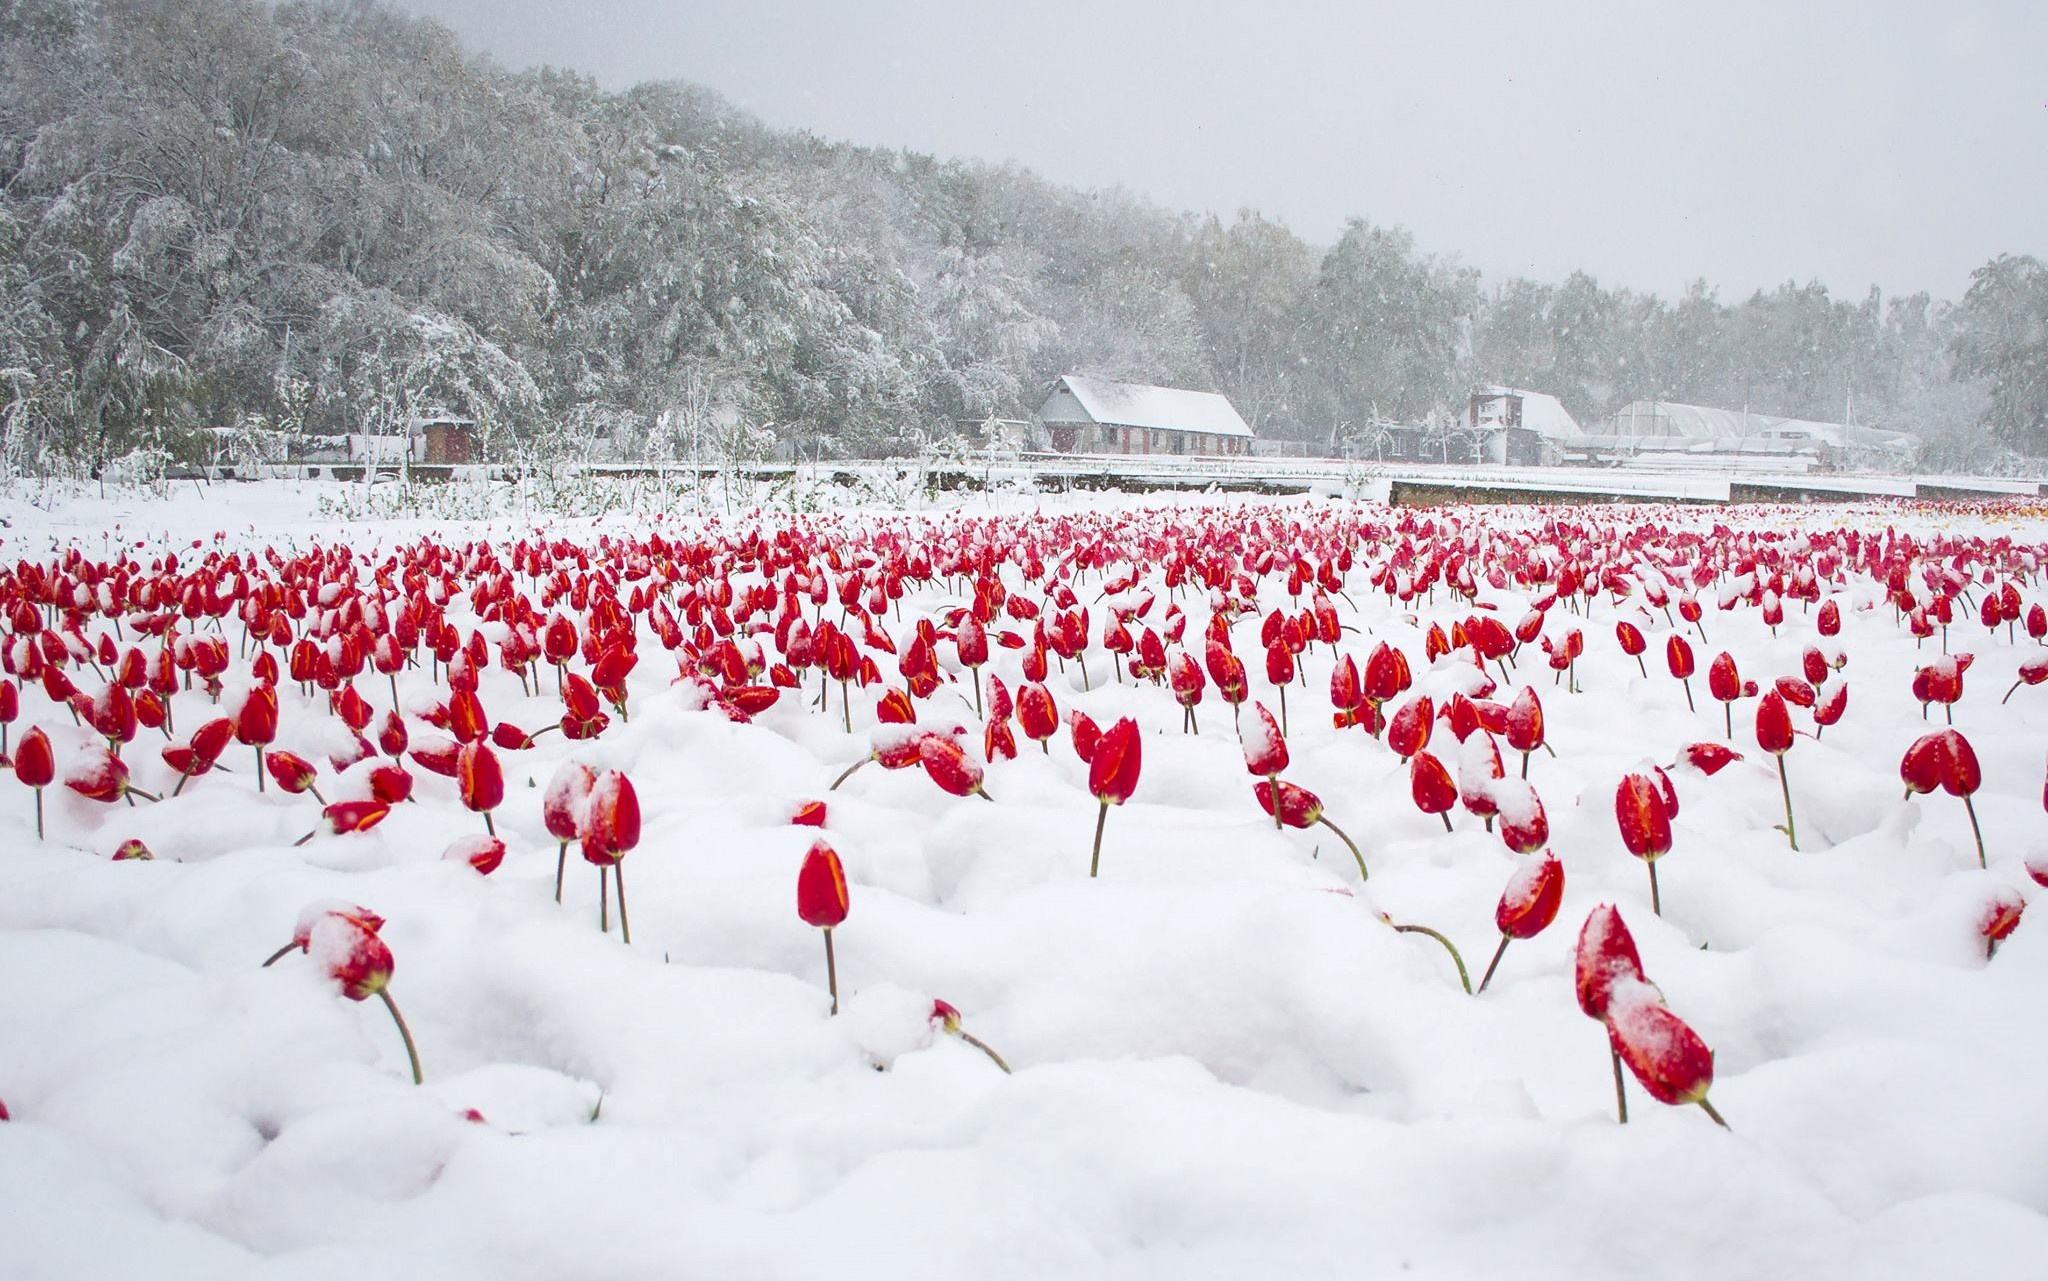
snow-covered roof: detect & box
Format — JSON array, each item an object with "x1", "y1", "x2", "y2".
[
  {"x1": 1471, "y1": 387, "x2": 1580, "y2": 440},
  {"x1": 1038, "y1": 375, "x2": 1254, "y2": 439}
]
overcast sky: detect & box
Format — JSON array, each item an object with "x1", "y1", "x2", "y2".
[{"x1": 392, "y1": 0, "x2": 2045, "y2": 302}]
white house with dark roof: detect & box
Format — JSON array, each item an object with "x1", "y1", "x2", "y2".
[{"x1": 1035, "y1": 375, "x2": 1255, "y2": 457}]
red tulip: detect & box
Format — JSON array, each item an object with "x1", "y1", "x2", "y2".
[
  {"x1": 1241, "y1": 701, "x2": 1289, "y2": 779},
  {"x1": 928, "y1": 998, "x2": 1012, "y2": 1073},
  {"x1": 1666, "y1": 634, "x2": 1697, "y2": 711},
  {"x1": 797, "y1": 839, "x2": 850, "y2": 1014},
  {"x1": 1673, "y1": 741, "x2": 1743, "y2": 776},
  {"x1": 1004, "y1": 682, "x2": 1051, "y2": 752},
  {"x1": 1802, "y1": 646, "x2": 1830, "y2": 687},
  {"x1": 113, "y1": 837, "x2": 153, "y2": 861},
  {"x1": 581, "y1": 769, "x2": 641, "y2": 940},
  {"x1": 1493, "y1": 778, "x2": 1549, "y2": 854},
  {"x1": 1707, "y1": 652, "x2": 1743, "y2": 738},
  {"x1": 1900, "y1": 732, "x2": 1944, "y2": 797},
  {"x1": 1607, "y1": 981, "x2": 1726, "y2": 1125},
  {"x1": 1254, "y1": 778, "x2": 1368, "y2": 880},
  {"x1": 920, "y1": 733, "x2": 992, "y2": 801},
  {"x1": 1255, "y1": 777, "x2": 1323, "y2": 828},
  {"x1": 236, "y1": 684, "x2": 279, "y2": 790},
  {"x1": 1409, "y1": 750, "x2": 1458, "y2": 832},
  {"x1": 1086, "y1": 716, "x2": 1142, "y2": 878},
  {"x1": 1574, "y1": 903, "x2": 1646, "y2": 1020},
  {"x1": 1167, "y1": 651, "x2": 1205, "y2": 733},
  {"x1": 368, "y1": 763, "x2": 413, "y2": 805},
  {"x1": 543, "y1": 760, "x2": 597, "y2": 902},
  {"x1": 1817, "y1": 598, "x2": 1841, "y2": 636},
  {"x1": 1813, "y1": 681, "x2": 1848, "y2": 736},
  {"x1": 1617, "y1": 772, "x2": 1673, "y2": 912},
  {"x1": 1980, "y1": 890, "x2": 2024, "y2": 960},
  {"x1": 303, "y1": 910, "x2": 421, "y2": 1084},
  {"x1": 296, "y1": 799, "x2": 391, "y2": 845},
  {"x1": 1773, "y1": 676, "x2": 1815, "y2": 709},
  {"x1": 265, "y1": 750, "x2": 324, "y2": 801},
  {"x1": 1479, "y1": 852, "x2": 1564, "y2": 992},
  {"x1": 1615, "y1": 621, "x2": 1648, "y2": 677},
  {"x1": 1386, "y1": 695, "x2": 1433, "y2": 762},
  {"x1": 446, "y1": 834, "x2": 506, "y2": 875},
  {"x1": 66, "y1": 747, "x2": 150, "y2": 804},
  {"x1": 1089, "y1": 717, "x2": 1141, "y2": 805},
  {"x1": 792, "y1": 799, "x2": 828, "y2": 827},
  {"x1": 2003, "y1": 654, "x2": 2048, "y2": 704},
  {"x1": 377, "y1": 710, "x2": 409, "y2": 757},
  {"x1": 1504, "y1": 686, "x2": 1543, "y2": 775},
  {"x1": 456, "y1": 741, "x2": 504, "y2": 834},
  {"x1": 16, "y1": 725, "x2": 54, "y2": 839}
]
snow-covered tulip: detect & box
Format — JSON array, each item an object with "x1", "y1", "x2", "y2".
[
  {"x1": 1017, "y1": 681, "x2": 1058, "y2": 752},
  {"x1": 797, "y1": 839, "x2": 850, "y2": 1014},
  {"x1": 1409, "y1": 749, "x2": 1458, "y2": 833},
  {"x1": 1087, "y1": 716, "x2": 1141, "y2": 878},
  {"x1": 1478, "y1": 852, "x2": 1564, "y2": 993},
  {"x1": 2003, "y1": 653, "x2": 2048, "y2": 705},
  {"x1": 929, "y1": 998, "x2": 1012, "y2": 1073},
  {"x1": 1617, "y1": 773, "x2": 1674, "y2": 913},
  {"x1": 1813, "y1": 680, "x2": 1848, "y2": 738},
  {"x1": 582, "y1": 769, "x2": 642, "y2": 941},
  {"x1": 1241, "y1": 702, "x2": 1289, "y2": 825},
  {"x1": 792, "y1": 799, "x2": 828, "y2": 828},
  {"x1": 543, "y1": 760, "x2": 597, "y2": 902},
  {"x1": 66, "y1": 746, "x2": 156, "y2": 804},
  {"x1": 1386, "y1": 695, "x2": 1433, "y2": 763},
  {"x1": 1504, "y1": 686, "x2": 1544, "y2": 777},
  {"x1": 1575, "y1": 904, "x2": 1649, "y2": 1123},
  {"x1": 1980, "y1": 890, "x2": 2024, "y2": 961},
  {"x1": 112, "y1": 837, "x2": 153, "y2": 861},
  {"x1": 456, "y1": 740, "x2": 504, "y2": 835},
  {"x1": 1254, "y1": 778, "x2": 1368, "y2": 881},
  {"x1": 445, "y1": 834, "x2": 506, "y2": 876},
  {"x1": 1606, "y1": 980, "x2": 1728, "y2": 1128},
  {"x1": 920, "y1": 733, "x2": 993, "y2": 802},
  {"x1": 16, "y1": 725, "x2": 53, "y2": 839},
  {"x1": 294, "y1": 799, "x2": 391, "y2": 846},
  {"x1": 1493, "y1": 777, "x2": 1548, "y2": 855},
  {"x1": 1168, "y1": 651, "x2": 1204, "y2": 734},
  {"x1": 304, "y1": 910, "x2": 421, "y2": 1084},
  {"x1": 1673, "y1": 741, "x2": 1743, "y2": 777},
  {"x1": 1756, "y1": 690, "x2": 1799, "y2": 850}
]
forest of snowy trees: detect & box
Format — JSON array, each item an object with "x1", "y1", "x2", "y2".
[{"x1": 2, "y1": 0, "x2": 2044, "y2": 476}]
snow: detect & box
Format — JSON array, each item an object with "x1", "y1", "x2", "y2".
[{"x1": 0, "y1": 481, "x2": 2045, "y2": 1280}]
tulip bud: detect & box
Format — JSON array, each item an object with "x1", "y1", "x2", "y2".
[{"x1": 445, "y1": 834, "x2": 506, "y2": 875}]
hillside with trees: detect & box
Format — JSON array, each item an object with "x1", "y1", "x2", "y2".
[{"x1": 0, "y1": 0, "x2": 2039, "y2": 474}]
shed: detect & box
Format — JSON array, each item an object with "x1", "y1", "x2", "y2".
[{"x1": 1036, "y1": 375, "x2": 1254, "y2": 457}]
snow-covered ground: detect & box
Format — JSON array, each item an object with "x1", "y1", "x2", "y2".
[{"x1": 2, "y1": 481, "x2": 2045, "y2": 1280}]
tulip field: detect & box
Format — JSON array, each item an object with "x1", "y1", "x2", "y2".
[{"x1": 3, "y1": 480, "x2": 2047, "y2": 1280}]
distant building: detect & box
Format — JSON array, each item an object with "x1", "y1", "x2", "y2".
[
  {"x1": 1465, "y1": 387, "x2": 1579, "y2": 465},
  {"x1": 1573, "y1": 401, "x2": 1917, "y2": 470},
  {"x1": 1036, "y1": 375, "x2": 1254, "y2": 457},
  {"x1": 343, "y1": 412, "x2": 475, "y2": 466}
]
